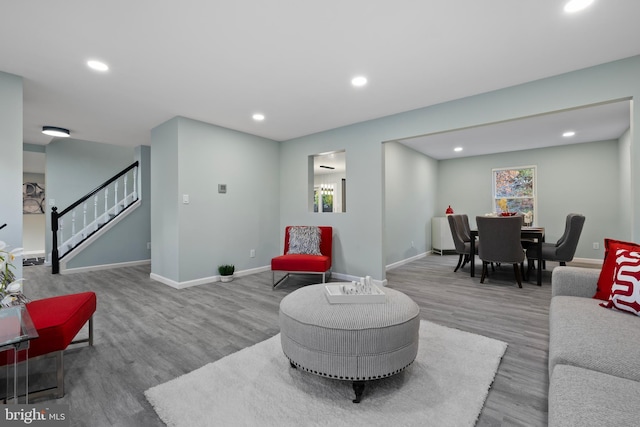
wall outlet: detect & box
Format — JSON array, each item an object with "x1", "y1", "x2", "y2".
[
  {"x1": 147, "y1": 242, "x2": 151, "y2": 250},
  {"x1": 593, "y1": 242, "x2": 599, "y2": 250},
  {"x1": 250, "y1": 249, "x2": 256, "y2": 258},
  {"x1": 182, "y1": 194, "x2": 189, "y2": 204},
  {"x1": 411, "y1": 241, "x2": 415, "y2": 248}
]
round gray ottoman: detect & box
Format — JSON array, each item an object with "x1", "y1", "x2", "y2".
[{"x1": 279, "y1": 283, "x2": 420, "y2": 403}]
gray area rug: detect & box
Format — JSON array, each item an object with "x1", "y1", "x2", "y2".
[{"x1": 145, "y1": 320, "x2": 507, "y2": 427}]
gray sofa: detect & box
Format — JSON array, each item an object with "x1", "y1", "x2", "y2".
[{"x1": 548, "y1": 266, "x2": 640, "y2": 426}]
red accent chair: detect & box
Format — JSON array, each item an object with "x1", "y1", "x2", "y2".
[
  {"x1": 1, "y1": 292, "x2": 96, "y2": 401},
  {"x1": 271, "y1": 226, "x2": 332, "y2": 289}
]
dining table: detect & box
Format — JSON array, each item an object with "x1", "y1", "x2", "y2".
[{"x1": 469, "y1": 226, "x2": 545, "y2": 286}]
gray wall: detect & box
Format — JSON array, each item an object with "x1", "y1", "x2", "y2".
[
  {"x1": 384, "y1": 141, "x2": 438, "y2": 266},
  {"x1": 151, "y1": 116, "x2": 280, "y2": 284},
  {"x1": 150, "y1": 118, "x2": 180, "y2": 281},
  {"x1": 619, "y1": 128, "x2": 632, "y2": 238},
  {"x1": 280, "y1": 124, "x2": 389, "y2": 279},
  {"x1": 0, "y1": 71, "x2": 23, "y2": 278},
  {"x1": 45, "y1": 139, "x2": 151, "y2": 268},
  {"x1": 279, "y1": 55, "x2": 640, "y2": 280},
  {"x1": 22, "y1": 172, "x2": 46, "y2": 255},
  {"x1": 437, "y1": 140, "x2": 620, "y2": 259}
]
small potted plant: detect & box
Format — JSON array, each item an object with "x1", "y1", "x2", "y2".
[{"x1": 218, "y1": 264, "x2": 235, "y2": 282}]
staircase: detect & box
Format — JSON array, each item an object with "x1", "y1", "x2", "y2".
[{"x1": 51, "y1": 162, "x2": 140, "y2": 274}]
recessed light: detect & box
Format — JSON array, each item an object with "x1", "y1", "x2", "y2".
[
  {"x1": 252, "y1": 113, "x2": 265, "y2": 121},
  {"x1": 87, "y1": 60, "x2": 109, "y2": 72},
  {"x1": 563, "y1": 131, "x2": 576, "y2": 137},
  {"x1": 42, "y1": 126, "x2": 70, "y2": 138},
  {"x1": 564, "y1": 0, "x2": 594, "y2": 13},
  {"x1": 351, "y1": 76, "x2": 368, "y2": 87},
  {"x1": 454, "y1": 147, "x2": 463, "y2": 152}
]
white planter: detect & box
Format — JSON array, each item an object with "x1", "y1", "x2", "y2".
[{"x1": 220, "y1": 275, "x2": 234, "y2": 283}]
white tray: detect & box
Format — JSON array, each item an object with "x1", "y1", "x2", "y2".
[{"x1": 324, "y1": 283, "x2": 386, "y2": 304}]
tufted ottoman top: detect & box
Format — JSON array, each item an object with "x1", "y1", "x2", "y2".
[{"x1": 280, "y1": 283, "x2": 420, "y2": 330}]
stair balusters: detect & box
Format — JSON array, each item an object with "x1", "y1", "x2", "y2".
[{"x1": 50, "y1": 162, "x2": 139, "y2": 274}]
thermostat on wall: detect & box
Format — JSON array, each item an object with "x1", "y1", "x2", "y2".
[{"x1": 218, "y1": 184, "x2": 227, "y2": 194}]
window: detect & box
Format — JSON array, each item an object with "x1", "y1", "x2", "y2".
[
  {"x1": 310, "y1": 151, "x2": 346, "y2": 213},
  {"x1": 492, "y1": 166, "x2": 536, "y2": 224},
  {"x1": 314, "y1": 184, "x2": 334, "y2": 212}
]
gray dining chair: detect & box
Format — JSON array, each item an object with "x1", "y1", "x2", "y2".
[
  {"x1": 526, "y1": 213, "x2": 585, "y2": 274},
  {"x1": 476, "y1": 215, "x2": 525, "y2": 288},
  {"x1": 447, "y1": 214, "x2": 477, "y2": 272}
]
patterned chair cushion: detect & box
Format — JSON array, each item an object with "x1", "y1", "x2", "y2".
[{"x1": 286, "y1": 226, "x2": 322, "y2": 255}]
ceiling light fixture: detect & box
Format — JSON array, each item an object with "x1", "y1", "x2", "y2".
[
  {"x1": 454, "y1": 147, "x2": 463, "y2": 152},
  {"x1": 563, "y1": 131, "x2": 576, "y2": 137},
  {"x1": 351, "y1": 76, "x2": 368, "y2": 87},
  {"x1": 42, "y1": 126, "x2": 70, "y2": 138},
  {"x1": 564, "y1": 0, "x2": 594, "y2": 13},
  {"x1": 252, "y1": 113, "x2": 265, "y2": 121},
  {"x1": 87, "y1": 60, "x2": 109, "y2": 72}
]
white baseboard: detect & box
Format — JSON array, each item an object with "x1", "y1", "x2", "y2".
[
  {"x1": 385, "y1": 252, "x2": 428, "y2": 271},
  {"x1": 150, "y1": 265, "x2": 272, "y2": 289},
  {"x1": 149, "y1": 265, "x2": 392, "y2": 289},
  {"x1": 61, "y1": 259, "x2": 151, "y2": 275},
  {"x1": 149, "y1": 272, "x2": 216, "y2": 289},
  {"x1": 236, "y1": 265, "x2": 271, "y2": 277},
  {"x1": 568, "y1": 257, "x2": 603, "y2": 267},
  {"x1": 384, "y1": 253, "x2": 602, "y2": 271}
]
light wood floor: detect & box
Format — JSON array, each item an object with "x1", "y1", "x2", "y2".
[{"x1": 10, "y1": 255, "x2": 567, "y2": 426}]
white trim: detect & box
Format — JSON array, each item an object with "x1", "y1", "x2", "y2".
[
  {"x1": 568, "y1": 257, "x2": 603, "y2": 266},
  {"x1": 61, "y1": 259, "x2": 150, "y2": 275},
  {"x1": 149, "y1": 272, "x2": 216, "y2": 289},
  {"x1": 386, "y1": 252, "x2": 428, "y2": 271},
  {"x1": 236, "y1": 265, "x2": 271, "y2": 277},
  {"x1": 150, "y1": 265, "x2": 272, "y2": 289},
  {"x1": 149, "y1": 264, "x2": 392, "y2": 289}
]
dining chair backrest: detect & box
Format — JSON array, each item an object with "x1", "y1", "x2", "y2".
[
  {"x1": 447, "y1": 214, "x2": 468, "y2": 253},
  {"x1": 457, "y1": 214, "x2": 472, "y2": 242},
  {"x1": 476, "y1": 215, "x2": 525, "y2": 264},
  {"x1": 554, "y1": 213, "x2": 586, "y2": 261}
]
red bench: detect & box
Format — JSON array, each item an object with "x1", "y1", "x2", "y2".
[{"x1": 1, "y1": 291, "x2": 96, "y2": 400}]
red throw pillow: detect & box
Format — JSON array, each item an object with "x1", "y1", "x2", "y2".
[
  {"x1": 593, "y1": 238, "x2": 640, "y2": 301},
  {"x1": 600, "y1": 248, "x2": 640, "y2": 316}
]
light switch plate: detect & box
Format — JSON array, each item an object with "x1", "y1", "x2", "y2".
[
  {"x1": 182, "y1": 194, "x2": 189, "y2": 204},
  {"x1": 218, "y1": 184, "x2": 227, "y2": 194}
]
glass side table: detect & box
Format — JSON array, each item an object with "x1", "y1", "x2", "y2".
[{"x1": 1, "y1": 305, "x2": 39, "y2": 403}]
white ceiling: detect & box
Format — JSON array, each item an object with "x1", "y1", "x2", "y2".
[
  {"x1": 399, "y1": 100, "x2": 631, "y2": 160},
  {"x1": 2, "y1": 1, "x2": 639, "y2": 152},
  {"x1": 313, "y1": 151, "x2": 346, "y2": 175}
]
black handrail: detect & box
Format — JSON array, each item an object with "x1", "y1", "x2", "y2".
[
  {"x1": 58, "y1": 161, "x2": 139, "y2": 217},
  {"x1": 0, "y1": 223, "x2": 6, "y2": 230},
  {"x1": 51, "y1": 161, "x2": 139, "y2": 274}
]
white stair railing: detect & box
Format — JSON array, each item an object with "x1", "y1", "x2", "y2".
[{"x1": 51, "y1": 162, "x2": 139, "y2": 273}]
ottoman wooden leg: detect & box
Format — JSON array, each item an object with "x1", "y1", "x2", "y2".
[{"x1": 352, "y1": 381, "x2": 365, "y2": 403}]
